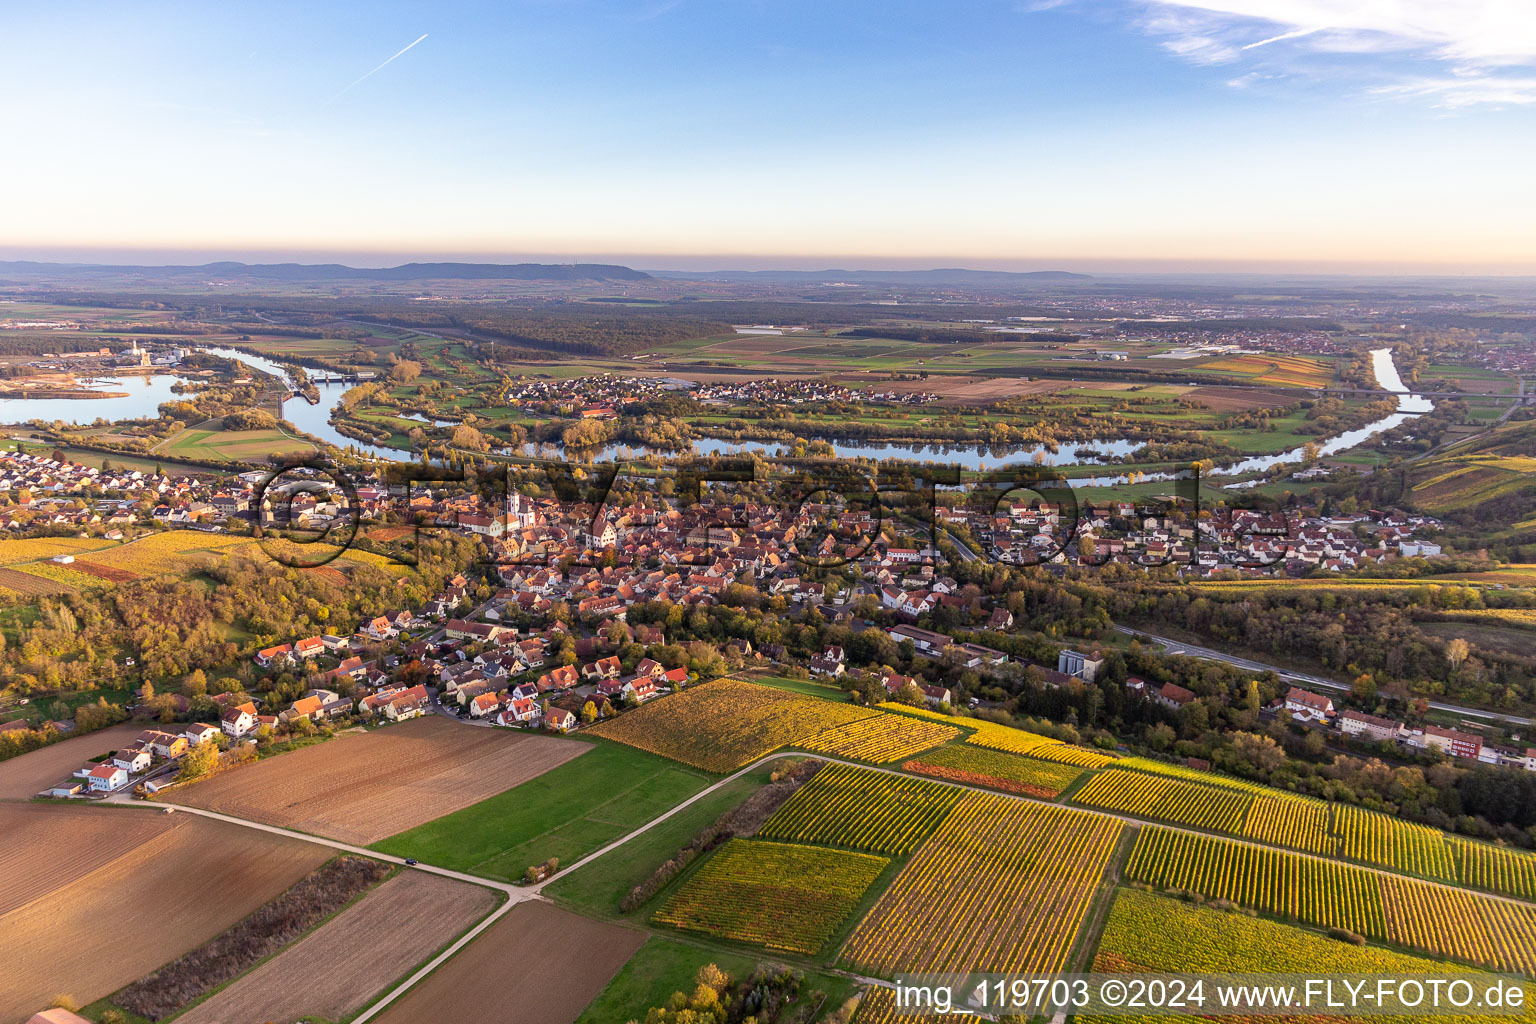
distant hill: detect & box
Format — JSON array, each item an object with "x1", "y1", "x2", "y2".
[
  {"x1": 649, "y1": 268, "x2": 1092, "y2": 285},
  {"x1": 0, "y1": 260, "x2": 652, "y2": 283}
]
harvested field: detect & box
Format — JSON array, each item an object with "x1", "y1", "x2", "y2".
[
  {"x1": 117, "y1": 856, "x2": 393, "y2": 1020},
  {"x1": 0, "y1": 721, "x2": 142, "y2": 800},
  {"x1": 66, "y1": 559, "x2": 139, "y2": 583},
  {"x1": 1184, "y1": 385, "x2": 1295, "y2": 412},
  {"x1": 0, "y1": 804, "x2": 177, "y2": 915},
  {"x1": 373, "y1": 900, "x2": 646, "y2": 1024},
  {"x1": 175, "y1": 872, "x2": 497, "y2": 1024},
  {"x1": 169, "y1": 716, "x2": 587, "y2": 845},
  {"x1": 0, "y1": 809, "x2": 330, "y2": 1023}
]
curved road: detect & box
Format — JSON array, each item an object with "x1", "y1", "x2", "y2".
[{"x1": 1114, "y1": 624, "x2": 1533, "y2": 727}]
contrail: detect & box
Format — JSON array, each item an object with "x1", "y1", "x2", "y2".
[
  {"x1": 333, "y1": 33, "x2": 429, "y2": 99},
  {"x1": 1242, "y1": 26, "x2": 1321, "y2": 50}
]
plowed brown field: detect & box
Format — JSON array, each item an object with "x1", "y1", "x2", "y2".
[
  {"x1": 0, "y1": 722, "x2": 143, "y2": 800},
  {"x1": 0, "y1": 808, "x2": 329, "y2": 1023},
  {"x1": 176, "y1": 872, "x2": 497, "y2": 1024},
  {"x1": 168, "y1": 716, "x2": 587, "y2": 844},
  {"x1": 374, "y1": 900, "x2": 645, "y2": 1024}
]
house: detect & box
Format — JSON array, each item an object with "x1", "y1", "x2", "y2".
[
  {"x1": 582, "y1": 656, "x2": 622, "y2": 681},
  {"x1": 360, "y1": 615, "x2": 396, "y2": 641},
  {"x1": 1283, "y1": 687, "x2": 1335, "y2": 724},
  {"x1": 888, "y1": 624, "x2": 951, "y2": 654},
  {"x1": 383, "y1": 685, "x2": 430, "y2": 721},
  {"x1": 287, "y1": 694, "x2": 324, "y2": 722},
  {"x1": 635, "y1": 657, "x2": 666, "y2": 679},
  {"x1": 1058, "y1": 649, "x2": 1105, "y2": 683},
  {"x1": 255, "y1": 643, "x2": 294, "y2": 668},
  {"x1": 221, "y1": 706, "x2": 257, "y2": 739},
  {"x1": 294, "y1": 635, "x2": 325, "y2": 659},
  {"x1": 1153, "y1": 681, "x2": 1197, "y2": 710},
  {"x1": 182, "y1": 723, "x2": 220, "y2": 746},
  {"x1": 1338, "y1": 709, "x2": 1405, "y2": 743},
  {"x1": 87, "y1": 763, "x2": 128, "y2": 791},
  {"x1": 1424, "y1": 724, "x2": 1483, "y2": 761},
  {"x1": 497, "y1": 697, "x2": 542, "y2": 727},
  {"x1": 469, "y1": 692, "x2": 502, "y2": 718},
  {"x1": 544, "y1": 707, "x2": 577, "y2": 733},
  {"x1": 662, "y1": 666, "x2": 688, "y2": 686},
  {"x1": 112, "y1": 747, "x2": 152, "y2": 773},
  {"x1": 144, "y1": 731, "x2": 186, "y2": 759}
]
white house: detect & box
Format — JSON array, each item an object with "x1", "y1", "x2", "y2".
[
  {"x1": 87, "y1": 764, "x2": 128, "y2": 792},
  {"x1": 221, "y1": 707, "x2": 256, "y2": 739},
  {"x1": 112, "y1": 748, "x2": 152, "y2": 774},
  {"x1": 1284, "y1": 687, "x2": 1335, "y2": 724}
]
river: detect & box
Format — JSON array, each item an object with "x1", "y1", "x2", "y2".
[{"x1": 0, "y1": 346, "x2": 1431, "y2": 478}]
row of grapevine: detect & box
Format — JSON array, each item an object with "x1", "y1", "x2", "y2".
[
  {"x1": 902, "y1": 744, "x2": 1084, "y2": 799},
  {"x1": 1457, "y1": 838, "x2": 1536, "y2": 902},
  {"x1": 842, "y1": 792, "x2": 1123, "y2": 976},
  {"x1": 1335, "y1": 804, "x2": 1459, "y2": 882},
  {"x1": 651, "y1": 838, "x2": 888, "y2": 954},
  {"x1": 758, "y1": 763, "x2": 963, "y2": 855},
  {"x1": 797, "y1": 713, "x2": 959, "y2": 764},
  {"x1": 1072, "y1": 771, "x2": 1253, "y2": 833},
  {"x1": 1127, "y1": 826, "x2": 1385, "y2": 938},
  {"x1": 1127, "y1": 825, "x2": 1536, "y2": 977}
]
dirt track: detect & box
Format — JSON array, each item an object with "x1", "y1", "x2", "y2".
[
  {"x1": 175, "y1": 872, "x2": 498, "y2": 1024},
  {"x1": 373, "y1": 900, "x2": 645, "y2": 1024},
  {"x1": 0, "y1": 808, "x2": 329, "y2": 1023},
  {"x1": 169, "y1": 716, "x2": 588, "y2": 844}
]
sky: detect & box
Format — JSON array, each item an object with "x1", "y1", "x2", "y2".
[{"x1": 4, "y1": 0, "x2": 1536, "y2": 272}]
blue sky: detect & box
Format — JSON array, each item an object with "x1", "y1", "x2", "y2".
[{"x1": 5, "y1": 0, "x2": 1536, "y2": 271}]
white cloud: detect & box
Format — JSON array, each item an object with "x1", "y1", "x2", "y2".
[{"x1": 1131, "y1": 0, "x2": 1536, "y2": 105}]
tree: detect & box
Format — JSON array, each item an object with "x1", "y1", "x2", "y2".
[
  {"x1": 1446, "y1": 637, "x2": 1470, "y2": 671},
  {"x1": 389, "y1": 359, "x2": 422, "y2": 383},
  {"x1": 581, "y1": 700, "x2": 598, "y2": 724},
  {"x1": 178, "y1": 740, "x2": 220, "y2": 782}
]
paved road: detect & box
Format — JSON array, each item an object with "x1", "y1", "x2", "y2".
[{"x1": 1114, "y1": 624, "x2": 1534, "y2": 727}]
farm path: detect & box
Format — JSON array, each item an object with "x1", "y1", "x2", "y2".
[{"x1": 104, "y1": 797, "x2": 528, "y2": 897}]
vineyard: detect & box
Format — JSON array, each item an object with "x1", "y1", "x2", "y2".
[
  {"x1": 1334, "y1": 804, "x2": 1458, "y2": 882},
  {"x1": 588, "y1": 678, "x2": 874, "y2": 771},
  {"x1": 1457, "y1": 839, "x2": 1536, "y2": 902},
  {"x1": 797, "y1": 713, "x2": 959, "y2": 764},
  {"x1": 877, "y1": 703, "x2": 1118, "y2": 768},
  {"x1": 1072, "y1": 770, "x2": 1253, "y2": 833},
  {"x1": 7, "y1": 559, "x2": 108, "y2": 592},
  {"x1": 1127, "y1": 826, "x2": 1387, "y2": 939},
  {"x1": 650, "y1": 839, "x2": 887, "y2": 954},
  {"x1": 758, "y1": 763, "x2": 963, "y2": 855},
  {"x1": 0, "y1": 536, "x2": 116, "y2": 566},
  {"x1": 1083, "y1": 889, "x2": 1536, "y2": 1024},
  {"x1": 1241, "y1": 794, "x2": 1336, "y2": 856},
  {"x1": 902, "y1": 744, "x2": 1083, "y2": 798},
  {"x1": 74, "y1": 530, "x2": 250, "y2": 578},
  {"x1": 1380, "y1": 874, "x2": 1536, "y2": 977},
  {"x1": 842, "y1": 793, "x2": 1122, "y2": 976},
  {"x1": 1126, "y1": 826, "x2": 1536, "y2": 977},
  {"x1": 853, "y1": 988, "x2": 973, "y2": 1024}
]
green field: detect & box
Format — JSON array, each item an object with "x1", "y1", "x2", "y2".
[
  {"x1": 370, "y1": 740, "x2": 712, "y2": 881},
  {"x1": 543, "y1": 768, "x2": 767, "y2": 918},
  {"x1": 155, "y1": 420, "x2": 314, "y2": 462}
]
